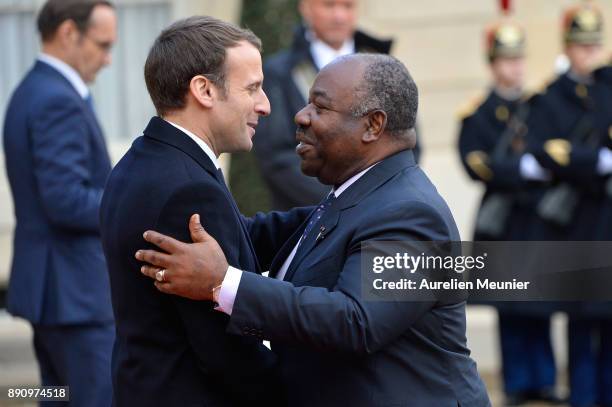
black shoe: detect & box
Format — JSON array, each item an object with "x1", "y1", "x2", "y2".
[
  {"x1": 526, "y1": 388, "x2": 566, "y2": 404},
  {"x1": 504, "y1": 392, "x2": 529, "y2": 406}
]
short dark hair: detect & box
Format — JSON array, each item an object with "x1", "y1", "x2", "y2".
[
  {"x1": 37, "y1": 0, "x2": 114, "y2": 42},
  {"x1": 144, "y1": 16, "x2": 262, "y2": 116},
  {"x1": 349, "y1": 54, "x2": 418, "y2": 137}
]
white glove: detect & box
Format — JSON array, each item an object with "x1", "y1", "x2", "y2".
[
  {"x1": 597, "y1": 148, "x2": 612, "y2": 175},
  {"x1": 520, "y1": 153, "x2": 551, "y2": 181}
]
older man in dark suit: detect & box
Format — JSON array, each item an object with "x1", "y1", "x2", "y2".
[
  {"x1": 138, "y1": 54, "x2": 491, "y2": 407},
  {"x1": 2, "y1": 1, "x2": 116, "y2": 405}
]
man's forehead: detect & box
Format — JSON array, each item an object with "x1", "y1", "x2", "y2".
[
  {"x1": 226, "y1": 43, "x2": 262, "y2": 69},
  {"x1": 88, "y1": 4, "x2": 116, "y2": 27},
  {"x1": 312, "y1": 58, "x2": 363, "y2": 92}
]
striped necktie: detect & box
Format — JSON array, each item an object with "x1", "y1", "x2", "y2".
[{"x1": 297, "y1": 193, "x2": 336, "y2": 248}]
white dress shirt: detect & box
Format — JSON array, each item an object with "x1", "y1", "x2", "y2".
[
  {"x1": 38, "y1": 53, "x2": 89, "y2": 99},
  {"x1": 309, "y1": 35, "x2": 355, "y2": 70},
  {"x1": 216, "y1": 164, "x2": 377, "y2": 315},
  {"x1": 164, "y1": 120, "x2": 220, "y2": 169}
]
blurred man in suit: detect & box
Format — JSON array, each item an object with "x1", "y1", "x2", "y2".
[
  {"x1": 100, "y1": 16, "x2": 311, "y2": 406},
  {"x1": 2, "y1": 1, "x2": 116, "y2": 405},
  {"x1": 138, "y1": 54, "x2": 491, "y2": 407}
]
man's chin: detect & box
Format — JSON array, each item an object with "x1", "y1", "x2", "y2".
[
  {"x1": 300, "y1": 162, "x2": 317, "y2": 177},
  {"x1": 300, "y1": 164, "x2": 332, "y2": 185}
]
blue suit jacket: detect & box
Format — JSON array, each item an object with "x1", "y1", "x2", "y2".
[
  {"x1": 3, "y1": 61, "x2": 113, "y2": 325},
  {"x1": 100, "y1": 117, "x2": 309, "y2": 406},
  {"x1": 227, "y1": 150, "x2": 491, "y2": 407}
]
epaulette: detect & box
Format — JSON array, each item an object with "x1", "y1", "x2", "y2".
[{"x1": 456, "y1": 92, "x2": 485, "y2": 121}]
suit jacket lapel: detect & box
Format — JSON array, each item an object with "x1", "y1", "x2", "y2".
[
  {"x1": 282, "y1": 206, "x2": 340, "y2": 282},
  {"x1": 143, "y1": 117, "x2": 261, "y2": 273},
  {"x1": 81, "y1": 100, "x2": 110, "y2": 160},
  {"x1": 217, "y1": 178, "x2": 262, "y2": 274},
  {"x1": 268, "y1": 222, "x2": 307, "y2": 278}
]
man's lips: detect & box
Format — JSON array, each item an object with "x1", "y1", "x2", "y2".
[{"x1": 295, "y1": 133, "x2": 314, "y2": 155}]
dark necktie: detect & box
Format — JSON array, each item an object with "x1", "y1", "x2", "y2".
[
  {"x1": 298, "y1": 193, "x2": 336, "y2": 248},
  {"x1": 216, "y1": 167, "x2": 226, "y2": 185}
]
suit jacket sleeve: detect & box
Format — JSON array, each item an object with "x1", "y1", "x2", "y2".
[
  {"x1": 155, "y1": 181, "x2": 282, "y2": 405},
  {"x1": 253, "y1": 68, "x2": 329, "y2": 206},
  {"x1": 226, "y1": 201, "x2": 449, "y2": 354},
  {"x1": 30, "y1": 94, "x2": 103, "y2": 232}
]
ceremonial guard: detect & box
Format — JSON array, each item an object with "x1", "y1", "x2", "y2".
[
  {"x1": 457, "y1": 8, "x2": 561, "y2": 405},
  {"x1": 527, "y1": 2, "x2": 612, "y2": 406}
]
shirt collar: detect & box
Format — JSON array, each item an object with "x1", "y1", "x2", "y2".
[
  {"x1": 165, "y1": 120, "x2": 220, "y2": 169},
  {"x1": 332, "y1": 163, "x2": 377, "y2": 198},
  {"x1": 38, "y1": 53, "x2": 89, "y2": 99},
  {"x1": 309, "y1": 33, "x2": 355, "y2": 70},
  {"x1": 567, "y1": 69, "x2": 594, "y2": 85}
]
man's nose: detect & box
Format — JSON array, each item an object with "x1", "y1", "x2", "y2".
[
  {"x1": 103, "y1": 52, "x2": 112, "y2": 66},
  {"x1": 256, "y1": 89, "x2": 271, "y2": 116},
  {"x1": 294, "y1": 105, "x2": 310, "y2": 126}
]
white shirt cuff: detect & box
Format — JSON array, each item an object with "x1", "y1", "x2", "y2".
[
  {"x1": 597, "y1": 148, "x2": 612, "y2": 175},
  {"x1": 520, "y1": 153, "x2": 551, "y2": 181},
  {"x1": 214, "y1": 266, "x2": 243, "y2": 315}
]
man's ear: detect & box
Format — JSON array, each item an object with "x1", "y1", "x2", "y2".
[
  {"x1": 189, "y1": 75, "x2": 215, "y2": 108},
  {"x1": 363, "y1": 110, "x2": 387, "y2": 143},
  {"x1": 56, "y1": 19, "x2": 80, "y2": 46},
  {"x1": 298, "y1": 1, "x2": 311, "y2": 25}
]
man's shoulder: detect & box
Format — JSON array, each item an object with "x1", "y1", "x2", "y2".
[
  {"x1": 7, "y1": 64, "x2": 77, "y2": 113},
  {"x1": 354, "y1": 29, "x2": 393, "y2": 54},
  {"x1": 112, "y1": 136, "x2": 219, "y2": 190},
  {"x1": 366, "y1": 166, "x2": 458, "y2": 238}
]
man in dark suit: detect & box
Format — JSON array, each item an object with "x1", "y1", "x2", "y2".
[
  {"x1": 138, "y1": 54, "x2": 491, "y2": 407},
  {"x1": 99, "y1": 16, "x2": 309, "y2": 406},
  {"x1": 2, "y1": 1, "x2": 116, "y2": 405}
]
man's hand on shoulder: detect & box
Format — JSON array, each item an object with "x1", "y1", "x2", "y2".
[{"x1": 136, "y1": 214, "x2": 228, "y2": 301}]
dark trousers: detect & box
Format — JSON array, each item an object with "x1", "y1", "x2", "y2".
[
  {"x1": 569, "y1": 318, "x2": 612, "y2": 407},
  {"x1": 499, "y1": 313, "x2": 556, "y2": 394},
  {"x1": 32, "y1": 322, "x2": 114, "y2": 407}
]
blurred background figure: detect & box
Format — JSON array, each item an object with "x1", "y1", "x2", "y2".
[
  {"x1": 526, "y1": 2, "x2": 612, "y2": 406},
  {"x1": 457, "y1": 5, "x2": 561, "y2": 404},
  {"x1": 252, "y1": 0, "x2": 400, "y2": 210},
  {"x1": 2, "y1": 1, "x2": 116, "y2": 405}
]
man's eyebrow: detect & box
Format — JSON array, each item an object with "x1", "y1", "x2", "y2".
[
  {"x1": 247, "y1": 80, "x2": 263, "y2": 88},
  {"x1": 310, "y1": 89, "x2": 331, "y2": 103}
]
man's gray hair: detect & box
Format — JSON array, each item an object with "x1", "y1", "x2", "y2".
[{"x1": 348, "y1": 54, "x2": 418, "y2": 136}]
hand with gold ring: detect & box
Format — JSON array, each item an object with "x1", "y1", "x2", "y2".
[
  {"x1": 155, "y1": 268, "x2": 166, "y2": 283},
  {"x1": 136, "y1": 214, "x2": 228, "y2": 300}
]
